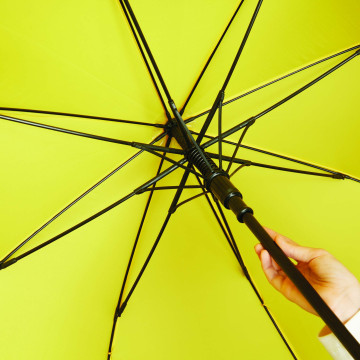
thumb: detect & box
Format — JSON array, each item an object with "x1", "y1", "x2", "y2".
[{"x1": 264, "y1": 227, "x2": 319, "y2": 263}]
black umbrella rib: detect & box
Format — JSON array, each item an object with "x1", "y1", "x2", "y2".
[
  {"x1": 192, "y1": 174, "x2": 297, "y2": 358},
  {"x1": 119, "y1": 1, "x2": 208, "y2": 171},
  {"x1": 223, "y1": 44, "x2": 360, "y2": 108},
  {"x1": 0, "y1": 112, "x2": 130, "y2": 145},
  {"x1": 217, "y1": 92, "x2": 225, "y2": 171},
  {"x1": 116, "y1": 212, "x2": 173, "y2": 317},
  {"x1": 121, "y1": 0, "x2": 172, "y2": 103},
  {"x1": 214, "y1": 199, "x2": 246, "y2": 265},
  {"x1": 117, "y1": 138, "x2": 171, "y2": 308},
  {"x1": 190, "y1": 131, "x2": 355, "y2": 180},
  {"x1": 201, "y1": 50, "x2": 360, "y2": 150},
  {"x1": 0, "y1": 192, "x2": 135, "y2": 270},
  {"x1": 172, "y1": 191, "x2": 210, "y2": 211},
  {"x1": 196, "y1": 0, "x2": 263, "y2": 145},
  {"x1": 0, "y1": 107, "x2": 165, "y2": 128},
  {"x1": 180, "y1": 0, "x2": 245, "y2": 115},
  {"x1": 134, "y1": 146, "x2": 203, "y2": 178},
  {"x1": 119, "y1": 0, "x2": 208, "y2": 171},
  {"x1": 185, "y1": 44, "x2": 360, "y2": 125},
  {"x1": 193, "y1": 174, "x2": 238, "y2": 257},
  {"x1": 0, "y1": 113, "x2": 184, "y2": 155},
  {"x1": 222, "y1": 0, "x2": 263, "y2": 92},
  {"x1": 116, "y1": 166, "x2": 192, "y2": 317},
  {"x1": 229, "y1": 162, "x2": 340, "y2": 179},
  {"x1": 118, "y1": 1, "x2": 170, "y2": 119},
  {"x1": 249, "y1": 50, "x2": 360, "y2": 121},
  {"x1": 138, "y1": 185, "x2": 203, "y2": 193},
  {"x1": 225, "y1": 120, "x2": 253, "y2": 173},
  {"x1": 135, "y1": 144, "x2": 183, "y2": 155},
  {"x1": 0, "y1": 132, "x2": 167, "y2": 265},
  {"x1": 170, "y1": 163, "x2": 215, "y2": 212},
  {"x1": 125, "y1": 0, "x2": 256, "y2": 183},
  {"x1": 121, "y1": 0, "x2": 214, "y2": 173},
  {"x1": 0, "y1": 158, "x2": 187, "y2": 270},
  {"x1": 107, "y1": 137, "x2": 172, "y2": 359},
  {"x1": 347, "y1": 176, "x2": 360, "y2": 184},
  {"x1": 212, "y1": 200, "x2": 297, "y2": 359},
  {"x1": 121, "y1": 0, "x2": 208, "y2": 168},
  {"x1": 207, "y1": 152, "x2": 344, "y2": 179}
]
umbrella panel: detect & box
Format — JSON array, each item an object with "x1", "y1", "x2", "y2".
[{"x1": 1, "y1": 0, "x2": 360, "y2": 359}]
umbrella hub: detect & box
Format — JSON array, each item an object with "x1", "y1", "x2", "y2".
[{"x1": 168, "y1": 118, "x2": 253, "y2": 222}]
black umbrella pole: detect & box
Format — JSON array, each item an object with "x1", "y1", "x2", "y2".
[
  {"x1": 210, "y1": 176, "x2": 360, "y2": 358},
  {"x1": 242, "y1": 210, "x2": 360, "y2": 358}
]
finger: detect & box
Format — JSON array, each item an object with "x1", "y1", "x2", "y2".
[
  {"x1": 264, "y1": 227, "x2": 319, "y2": 263},
  {"x1": 271, "y1": 256, "x2": 281, "y2": 271},
  {"x1": 264, "y1": 227, "x2": 297, "y2": 246},
  {"x1": 259, "y1": 245, "x2": 317, "y2": 315},
  {"x1": 260, "y1": 249, "x2": 286, "y2": 292},
  {"x1": 263, "y1": 226, "x2": 278, "y2": 240},
  {"x1": 254, "y1": 243, "x2": 264, "y2": 257}
]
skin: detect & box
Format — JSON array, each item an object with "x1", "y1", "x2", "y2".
[{"x1": 254, "y1": 228, "x2": 360, "y2": 336}]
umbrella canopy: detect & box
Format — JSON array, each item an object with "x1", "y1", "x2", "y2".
[{"x1": 0, "y1": 0, "x2": 359, "y2": 359}]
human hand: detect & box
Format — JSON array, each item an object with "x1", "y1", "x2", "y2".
[{"x1": 254, "y1": 228, "x2": 360, "y2": 328}]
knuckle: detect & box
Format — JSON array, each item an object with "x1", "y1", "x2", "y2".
[{"x1": 314, "y1": 248, "x2": 329, "y2": 256}]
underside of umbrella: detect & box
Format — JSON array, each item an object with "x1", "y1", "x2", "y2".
[{"x1": 0, "y1": 1, "x2": 359, "y2": 359}]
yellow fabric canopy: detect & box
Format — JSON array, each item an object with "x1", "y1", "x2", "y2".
[{"x1": 0, "y1": 1, "x2": 359, "y2": 359}]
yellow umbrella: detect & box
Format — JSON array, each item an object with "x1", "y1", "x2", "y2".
[{"x1": 0, "y1": 0, "x2": 359, "y2": 359}]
